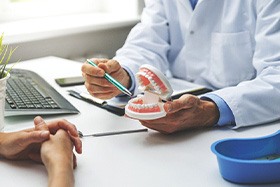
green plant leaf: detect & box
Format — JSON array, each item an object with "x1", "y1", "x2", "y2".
[
  {"x1": 0, "y1": 33, "x2": 18, "y2": 78},
  {"x1": 0, "y1": 33, "x2": 3, "y2": 53}
]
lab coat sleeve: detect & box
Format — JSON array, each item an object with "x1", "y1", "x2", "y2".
[
  {"x1": 212, "y1": 0, "x2": 280, "y2": 128},
  {"x1": 113, "y1": 0, "x2": 171, "y2": 88}
]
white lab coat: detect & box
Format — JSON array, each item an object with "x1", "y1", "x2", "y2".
[{"x1": 114, "y1": 0, "x2": 280, "y2": 128}]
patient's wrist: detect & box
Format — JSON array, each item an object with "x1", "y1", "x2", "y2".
[
  {"x1": 0, "y1": 133, "x2": 5, "y2": 158},
  {"x1": 47, "y1": 160, "x2": 74, "y2": 187}
]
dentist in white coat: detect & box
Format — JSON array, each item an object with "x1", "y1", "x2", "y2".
[{"x1": 82, "y1": 0, "x2": 280, "y2": 133}]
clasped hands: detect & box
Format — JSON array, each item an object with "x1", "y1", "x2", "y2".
[
  {"x1": 82, "y1": 59, "x2": 219, "y2": 134},
  {"x1": 0, "y1": 116, "x2": 82, "y2": 168}
]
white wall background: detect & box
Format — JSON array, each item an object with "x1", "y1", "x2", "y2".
[
  {"x1": 1, "y1": 0, "x2": 144, "y2": 63},
  {"x1": 8, "y1": 25, "x2": 135, "y2": 63}
]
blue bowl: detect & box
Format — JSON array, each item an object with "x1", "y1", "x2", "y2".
[{"x1": 211, "y1": 130, "x2": 280, "y2": 184}]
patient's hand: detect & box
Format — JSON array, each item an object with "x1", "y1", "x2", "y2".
[
  {"x1": 0, "y1": 129, "x2": 49, "y2": 160},
  {"x1": 41, "y1": 129, "x2": 75, "y2": 187},
  {"x1": 33, "y1": 116, "x2": 82, "y2": 154},
  {"x1": 0, "y1": 116, "x2": 82, "y2": 162}
]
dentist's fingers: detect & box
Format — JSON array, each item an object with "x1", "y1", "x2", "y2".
[{"x1": 164, "y1": 94, "x2": 199, "y2": 113}]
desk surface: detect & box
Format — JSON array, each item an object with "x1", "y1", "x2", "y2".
[{"x1": 1, "y1": 56, "x2": 280, "y2": 187}]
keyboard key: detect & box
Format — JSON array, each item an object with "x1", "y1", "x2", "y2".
[
  {"x1": 6, "y1": 70, "x2": 61, "y2": 110},
  {"x1": 5, "y1": 69, "x2": 79, "y2": 116}
]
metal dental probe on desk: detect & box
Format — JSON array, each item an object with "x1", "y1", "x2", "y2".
[{"x1": 78, "y1": 128, "x2": 148, "y2": 138}]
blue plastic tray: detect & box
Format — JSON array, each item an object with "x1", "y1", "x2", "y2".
[{"x1": 211, "y1": 130, "x2": 280, "y2": 184}]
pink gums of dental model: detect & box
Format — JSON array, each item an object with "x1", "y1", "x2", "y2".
[
  {"x1": 125, "y1": 64, "x2": 173, "y2": 120},
  {"x1": 127, "y1": 100, "x2": 161, "y2": 113},
  {"x1": 139, "y1": 67, "x2": 168, "y2": 93}
]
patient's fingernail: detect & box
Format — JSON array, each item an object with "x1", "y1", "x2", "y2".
[
  {"x1": 34, "y1": 116, "x2": 45, "y2": 126},
  {"x1": 40, "y1": 131, "x2": 49, "y2": 137}
]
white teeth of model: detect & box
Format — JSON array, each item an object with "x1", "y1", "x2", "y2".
[
  {"x1": 141, "y1": 105, "x2": 146, "y2": 109},
  {"x1": 151, "y1": 103, "x2": 158, "y2": 107},
  {"x1": 154, "y1": 85, "x2": 161, "y2": 93},
  {"x1": 145, "y1": 104, "x2": 151, "y2": 108},
  {"x1": 147, "y1": 76, "x2": 153, "y2": 84},
  {"x1": 131, "y1": 103, "x2": 136, "y2": 108},
  {"x1": 137, "y1": 72, "x2": 146, "y2": 80},
  {"x1": 133, "y1": 104, "x2": 137, "y2": 108},
  {"x1": 144, "y1": 74, "x2": 150, "y2": 79},
  {"x1": 132, "y1": 104, "x2": 137, "y2": 109},
  {"x1": 130, "y1": 103, "x2": 158, "y2": 109},
  {"x1": 150, "y1": 80, "x2": 158, "y2": 91},
  {"x1": 150, "y1": 79, "x2": 156, "y2": 85}
]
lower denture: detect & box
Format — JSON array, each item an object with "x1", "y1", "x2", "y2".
[{"x1": 128, "y1": 99, "x2": 161, "y2": 113}]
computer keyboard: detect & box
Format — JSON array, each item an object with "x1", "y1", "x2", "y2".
[{"x1": 5, "y1": 69, "x2": 79, "y2": 116}]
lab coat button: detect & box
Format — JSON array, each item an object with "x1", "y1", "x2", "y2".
[{"x1": 190, "y1": 30, "x2": 194, "y2": 34}]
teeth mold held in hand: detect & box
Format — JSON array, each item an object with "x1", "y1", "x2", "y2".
[{"x1": 125, "y1": 64, "x2": 173, "y2": 120}]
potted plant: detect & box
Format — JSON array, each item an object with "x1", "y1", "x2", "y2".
[
  {"x1": 0, "y1": 33, "x2": 17, "y2": 78},
  {"x1": 0, "y1": 33, "x2": 17, "y2": 131}
]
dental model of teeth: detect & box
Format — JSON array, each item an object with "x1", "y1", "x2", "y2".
[{"x1": 125, "y1": 64, "x2": 173, "y2": 120}]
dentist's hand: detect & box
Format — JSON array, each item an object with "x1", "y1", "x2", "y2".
[
  {"x1": 81, "y1": 58, "x2": 131, "y2": 100},
  {"x1": 139, "y1": 94, "x2": 219, "y2": 134}
]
